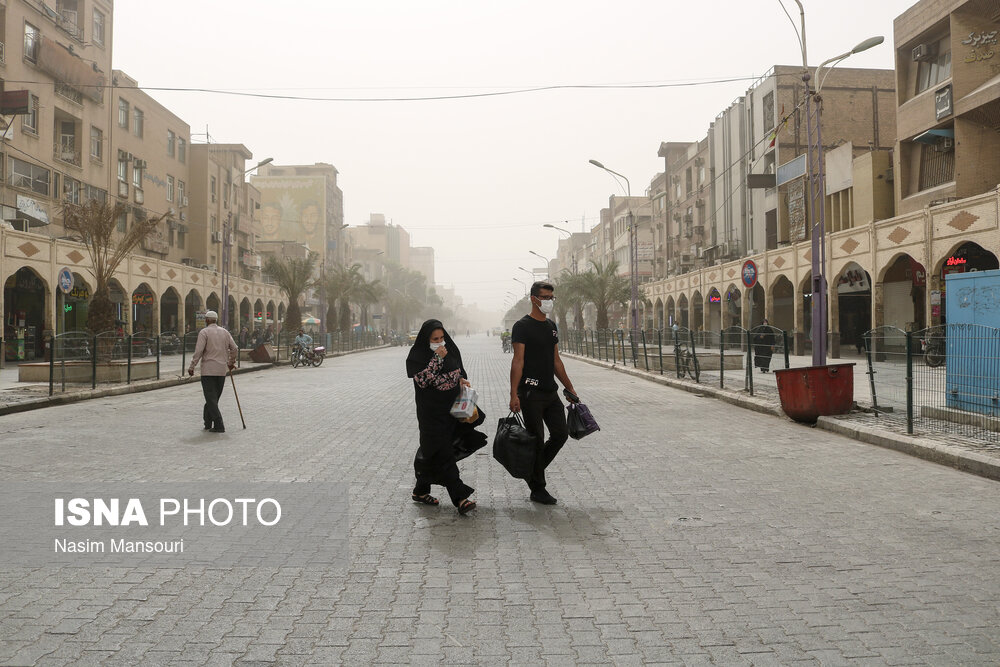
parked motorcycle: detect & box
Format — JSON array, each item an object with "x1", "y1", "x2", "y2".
[{"x1": 291, "y1": 344, "x2": 325, "y2": 368}]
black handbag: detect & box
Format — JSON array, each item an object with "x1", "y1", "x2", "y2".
[
  {"x1": 567, "y1": 402, "x2": 600, "y2": 440},
  {"x1": 453, "y1": 406, "x2": 487, "y2": 461},
  {"x1": 492, "y1": 411, "x2": 538, "y2": 479}
]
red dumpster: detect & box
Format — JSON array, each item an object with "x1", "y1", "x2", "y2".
[{"x1": 773, "y1": 363, "x2": 855, "y2": 423}]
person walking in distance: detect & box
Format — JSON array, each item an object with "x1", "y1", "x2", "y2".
[
  {"x1": 187, "y1": 310, "x2": 238, "y2": 433},
  {"x1": 509, "y1": 281, "x2": 580, "y2": 505}
]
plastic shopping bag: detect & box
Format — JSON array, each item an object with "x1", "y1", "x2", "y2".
[{"x1": 449, "y1": 385, "x2": 478, "y2": 419}]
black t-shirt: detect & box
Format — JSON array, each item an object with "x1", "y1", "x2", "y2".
[{"x1": 512, "y1": 315, "x2": 559, "y2": 393}]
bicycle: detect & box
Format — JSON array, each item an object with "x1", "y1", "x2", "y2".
[{"x1": 674, "y1": 342, "x2": 699, "y2": 381}]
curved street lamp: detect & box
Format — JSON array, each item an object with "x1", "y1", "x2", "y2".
[
  {"x1": 513, "y1": 277, "x2": 527, "y2": 296},
  {"x1": 589, "y1": 159, "x2": 638, "y2": 329}
]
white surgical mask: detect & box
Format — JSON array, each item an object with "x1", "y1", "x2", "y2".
[
  {"x1": 430, "y1": 342, "x2": 445, "y2": 351},
  {"x1": 538, "y1": 299, "x2": 555, "y2": 316}
]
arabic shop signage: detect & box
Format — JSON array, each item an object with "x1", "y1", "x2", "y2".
[
  {"x1": 962, "y1": 30, "x2": 998, "y2": 64},
  {"x1": 935, "y1": 85, "x2": 953, "y2": 121},
  {"x1": 946, "y1": 256, "x2": 967, "y2": 266},
  {"x1": 132, "y1": 293, "x2": 154, "y2": 306}
]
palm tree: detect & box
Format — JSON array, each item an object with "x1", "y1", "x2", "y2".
[
  {"x1": 263, "y1": 252, "x2": 317, "y2": 334},
  {"x1": 62, "y1": 200, "x2": 166, "y2": 336},
  {"x1": 356, "y1": 279, "x2": 385, "y2": 330},
  {"x1": 318, "y1": 263, "x2": 363, "y2": 333},
  {"x1": 552, "y1": 270, "x2": 585, "y2": 331},
  {"x1": 576, "y1": 260, "x2": 630, "y2": 329}
]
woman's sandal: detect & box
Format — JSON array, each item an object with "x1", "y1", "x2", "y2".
[
  {"x1": 412, "y1": 493, "x2": 439, "y2": 506},
  {"x1": 458, "y1": 499, "x2": 476, "y2": 515}
]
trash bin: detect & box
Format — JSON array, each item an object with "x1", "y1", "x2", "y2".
[{"x1": 774, "y1": 363, "x2": 855, "y2": 423}]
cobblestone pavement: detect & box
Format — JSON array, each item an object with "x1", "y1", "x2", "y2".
[{"x1": 2, "y1": 334, "x2": 1000, "y2": 665}]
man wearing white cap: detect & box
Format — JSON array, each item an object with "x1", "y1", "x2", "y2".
[{"x1": 188, "y1": 310, "x2": 238, "y2": 433}]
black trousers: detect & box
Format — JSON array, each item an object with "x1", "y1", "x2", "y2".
[
  {"x1": 201, "y1": 375, "x2": 226, "y2": 429},
  {"x1": 413, "y1": 408, "x2": 474, "y2": 506},
  {"x1": 518, "y1": 389, "x2": 569, "y2": 491}
]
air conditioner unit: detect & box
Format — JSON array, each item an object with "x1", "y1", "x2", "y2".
[
  {"x1": 695, "y1": 246, "x2": 703, "y2": 258},
  {"x1": 179, "y1": 211, "x2": 186, "y2": 221},
  {"x1": 134, "y1": 189, "x2": 143, "y2": 204},
  {"x1": 133, "y1": 159, "x2": 146, "y2": 169},
  {"x1": 182, "y1": 196, "x2": 189, "y2": 207},
  {"x1": 180, "y1": 257, "x2": 196, "y2": 266},
  {"x1": 695, "y1": 198, "x2": 705, "y2": 208},
  {"x1": 202, "y1": 264, "x2": 216, "y2": 272},
  {"x1": 118, "y1": 181, "x2": 128, "y2": 197},
  {"x1": 117, "y1": 150, "x2": 133, "y2": 162},
  {"x1": 666, "y1": 259, "x2": 676, "y2": 272},
  {"x1": 211, "y1": 231, "x2": 222, "y2": 243},
  {"x1": 912, "y1": 43, "x2": 936, "y2": 62}
]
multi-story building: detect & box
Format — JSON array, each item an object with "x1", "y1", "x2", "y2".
[
  {"x1": 251, "y1": 162, "x2": 346, "y2": 266},
  {"x1": 110, "y1": 70, "x2": 191, "y2": 266},
  {"x1": 346, "y1": 214, "x2": 411, "y2": 269},
  {"x1": 409, "y1": 246, "x2": 435, "y2": 286}
]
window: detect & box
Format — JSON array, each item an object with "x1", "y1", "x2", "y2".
[
  {"x1": 167, "y1": 226, "x2": 175, "y2": 247},
  {"x1": 21, "y1": 95, "x2": 38, "y2": 133},
  {"x1": 63, "y1": 176, "x2": 81, "y2": 204},
  {"x1": 177, "y1": 138, "x2": 186, "y2": 163},
  {"x1": 9, "y1": 157, "x2": 49, "y2": 195},
  {"x1": 118, "y1": 98, "x2": 129, "y2": 129},
  {"x1": 916, "y1": 44, "x2": 951, "y2": 94},
  {"x1": 166, "y1": 130, "x2": 175, "y2": 157},
  {"x1": 84, "y1": 184, "x2": 107, "y2": 203},
  {"x1": 762, "y1": 91, "x2": 775, "y2": 133},
  {"x1": 132, "y1": 160, "x2": 142, "y2": 188},
  {"x1": 89, "y1": 126, "x2": 102, "y2": 160},
  {"x1": 177, "y1": 228, "x2": 185, "y2": 250},
  {"x1": 178, "y1": 180, "x2": 186, "y2": 205},
  {"x1": 210, "y1": 176, "x2": 217, "y2": 202},
  {"x1": 133, "y1": 108, "x2": 143, "y2": 138},
  {"x1": 92, "y1": 9, "x2": 105, "y2": 46},
  {"x1": 698, "y1": 166, "x2": 706, "y2": 184},
  {"x1": 116, "y1": 210, "x2": 127, "y2": 233},
  {"x1": 167, "y1": 175, "x2": 174, "y2": 201},
  {"x1": 117, "y1": 156, "x2": 127, "y2": 183},
  {"x1": 24, "y1": 23, "x2": 39, "y2": 62},
  {"x1": 919, "y1": 140, "x2": 955, "y2": 190},
  {"x1": 210, "y1": 215, "x2": 217, "y2": 235}
]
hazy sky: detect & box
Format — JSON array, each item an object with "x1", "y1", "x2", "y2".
[{"x1": 114, "y1": 0, "x2": 914, "y2": 314}]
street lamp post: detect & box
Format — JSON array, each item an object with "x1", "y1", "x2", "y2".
[
  {"x1": 543, "y1": 224, "x2": 577, "y2": 274},
  {"x1": 513, "y1": 277, "x2": 527, "y2": 296},
  {"x1": 787, "y1": 2, "x2": 882, "y2": 365},
  {"x1": 589, "y1": 159, "x2": 639, "y2": 330},
  {"x1": 222, "y1": 157, "x2": 273, "y2": 330}
]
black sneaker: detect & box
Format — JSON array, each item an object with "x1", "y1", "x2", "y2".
[
  {"x1": 530, "y1": 490, "x2": 557, "y2": 505},
  {"x1": 210, "y1": 427, "x2": 225, "y2": 433}
]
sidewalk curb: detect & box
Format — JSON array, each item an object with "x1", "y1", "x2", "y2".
[
  {"x1": 815, "y1": 416, "x2": 1000, "y2": 482},
  {"x1": 565, "y1": 352, "x2": 1000, "y2": 482},
  {"x1": 0, "y1": 345, "x2": 388, "y2": 417}
]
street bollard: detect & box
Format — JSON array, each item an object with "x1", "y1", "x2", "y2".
[
  {"x1": 745, "y1": 329, "x2": 753, "y2": 395},
  {"x1": 783, "y1": 330, "x2": 790, "y2": 369},
  {"x1": 127, "y1": 333, "x2": 133, "y2": 385},
  {"x1": 156, "y1": 336, "x2": 161, "y2": 380},
  {"x1": 720, "y1": 329, "x2": 725, "y2": 389},
  {"x1": 905, "y1": 331, "x2": 914, "y2": 435},
  {"x1": 92, "y1": 334, "x2": 98, "y2": 390},
  {"x1": 48, "y1": 335, "x2": 54, "y2": 397},
  {"x1": 657, "y1": 329, "x2": 663, "y2": 375}
]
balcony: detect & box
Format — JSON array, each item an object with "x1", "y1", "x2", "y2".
[{"x1": 53, "y1": 143, "x2": 81, "y2": 167}]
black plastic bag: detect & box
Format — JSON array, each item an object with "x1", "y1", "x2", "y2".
[
  {"x1": 567, "y1": 402, "x2": 600, "y2": 440},
  {"x1": 493, "y1": 412, "x2": 538, "y2": 479},
  {"x1": 453, "y1": 405, "x2": 487, "y2": 461}
]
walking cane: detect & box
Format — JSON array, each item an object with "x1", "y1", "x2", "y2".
[{"x1": 228, "y1": 368, "x2": 247, "y2": 429}]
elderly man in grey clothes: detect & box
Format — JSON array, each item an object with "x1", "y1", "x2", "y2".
[{"x1": 187, "y1": 310, "x2": 238, "y2": 433}]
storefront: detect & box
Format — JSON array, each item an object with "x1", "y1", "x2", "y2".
[
  {"x1": 4, "y1": 267, "x2": 47, "y2": 361},
  {"x1": 937, "y1": 242, "x2": 999, "y2": 324}
]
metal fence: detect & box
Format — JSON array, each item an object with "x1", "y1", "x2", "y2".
[
  {"x1": 863, "y1": 324, "x2": 1000, "y2": 443},
  {"x1": 40, "y1": 327, "x2": 385, "y2": 396},
  {"x1": 562, "y1": 328, "x2": 791, "y2": 395}
]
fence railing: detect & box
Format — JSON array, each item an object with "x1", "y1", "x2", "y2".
[
  {"x1": 562, "y1": 327, "x2": 791, "y2": 395},
  {"x1": 863, "y1": 324, "x2": 1000, "y2": 443},
  {"x1": 42, "y1": 327, "x2": 386, "y2": 396}
]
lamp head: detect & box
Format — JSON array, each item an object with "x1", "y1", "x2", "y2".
[
  {"x1": 257, "y1": 157, "x2": 274, "y2": 167},
  {"x1": 588, "y1": 159, "x2": 605, "y2": 169},
  {"x1": 851, "y1": 36, "x2": 884, "y2": 54}
]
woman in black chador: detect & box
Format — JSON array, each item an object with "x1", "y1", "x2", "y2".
[
  {"x1": 753, "y1": 319, "x2": 776, "y2": 373},
  {"x1": 405, "y1": 319, "x2": 477, "y2": 515}
]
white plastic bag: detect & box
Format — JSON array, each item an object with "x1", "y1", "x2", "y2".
[{"x1": 449, "y1": 385, "x2": 478, "y2": 419}]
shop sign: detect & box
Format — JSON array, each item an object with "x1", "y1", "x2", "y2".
[
  {"x1": 709, "y1": 294, "x2": 721, "y2": 303},
  {"x1": 910, "y1": 258, "x2": 927, "y2": 286},
  {"x1": 132, "y1": 293, "x2": 154, "y2": 306},
  {"x1": 68, "y1": 286, "x2": 90, "y2": 300},
  {"x1": 930, "y1": 290, "x2": 941, "y2": 306},
  {"x1": 741, "y1": 260, "x2": 758, "y2": 288},
  {"x1": 837, "y1": 268, "x2": 870, "y2": 293},
  {"x1": 935, "y1": 86, "x2": 953, "y2": 121},
  {"x1": 57, "y1": 268, "x2": 74, "y2": 294}
]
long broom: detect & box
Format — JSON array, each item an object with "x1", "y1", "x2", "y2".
[{"x1": 228, "y1": 368, "x2": 247, "y2": 429}]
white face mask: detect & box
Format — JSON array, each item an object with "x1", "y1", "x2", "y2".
[
  {"x1": 430, "y1": 342, "x2": 445, "y2": 351},
  {"x1": 537, "y1": 298, "x2": 555, "y2": 316}
]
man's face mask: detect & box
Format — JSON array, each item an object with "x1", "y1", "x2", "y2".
[{"x1": 535, "y1": 296, "x2": 555, "y2": 315}]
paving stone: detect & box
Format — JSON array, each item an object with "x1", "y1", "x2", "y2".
[{"x1": 2, "y1": 340, "x2": 1000, "y2": 664}]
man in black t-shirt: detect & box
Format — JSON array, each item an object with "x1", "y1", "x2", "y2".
[{"x1": 509, "y1": 281, "x2": 579, "y2": 505}]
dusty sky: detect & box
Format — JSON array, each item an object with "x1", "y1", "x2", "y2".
[{"x1": 114, "y1": 0, "x2": 914, "y2": 315}]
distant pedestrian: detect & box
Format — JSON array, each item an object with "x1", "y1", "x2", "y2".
[
  {"x1": 753, "y1": 319, "x2": 776, "y2": 373},
  {"x1": 405, "y1": 319, "x2": 477, "y2": 515},
  {"x1": 187, "y1": 310, "x2": 238, "y2": 433},
  {"x1": 238, "y1": 326, "x2": 249, "y2": 349},
  {"x1": 509, "y1": 281, "x2": 579, "y2": 505}
]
